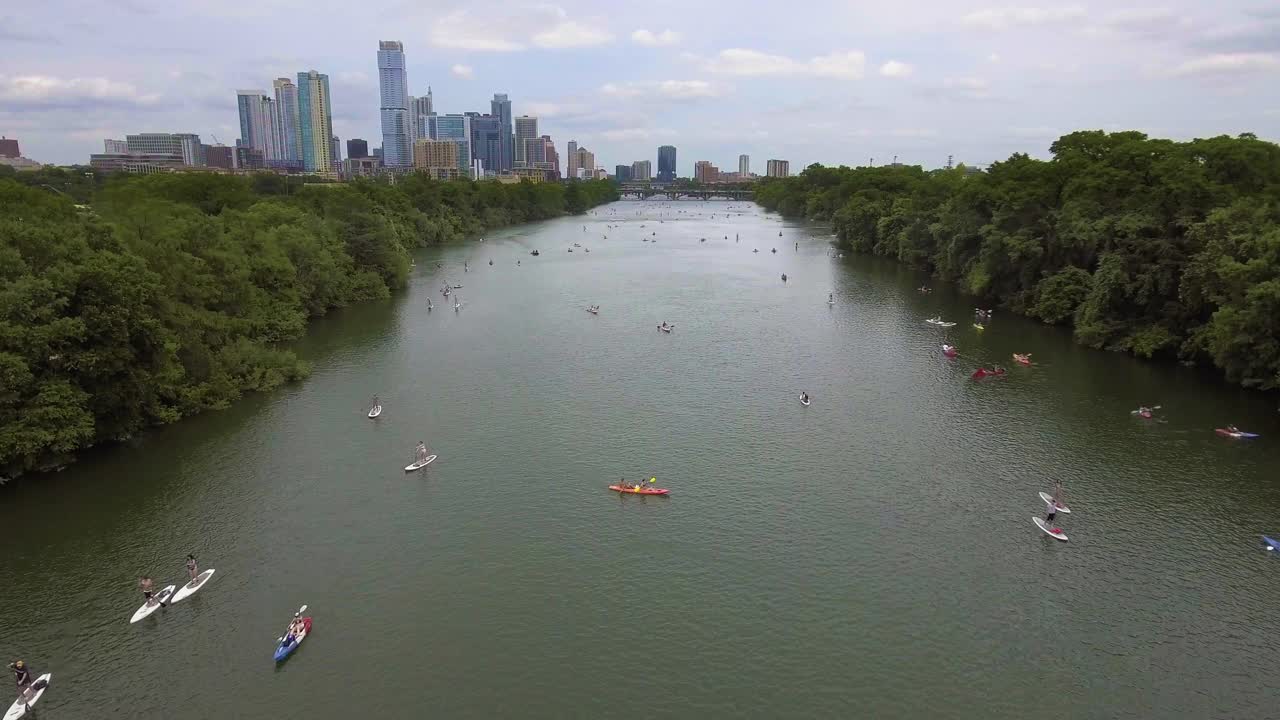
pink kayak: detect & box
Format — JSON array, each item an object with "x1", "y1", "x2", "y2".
[{"x1": 609, "y1": 485, "x2": 670, "y2": 495}]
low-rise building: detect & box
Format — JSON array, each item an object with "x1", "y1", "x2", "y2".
[{"x1": 89, "y1": 153, "x2": 186, "y2": 174}]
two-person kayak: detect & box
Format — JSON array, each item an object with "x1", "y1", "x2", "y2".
[
  {"x1": 608, "y1": 485, "x2": 670, "y2": 496},
  {"x1": 274, "y1": 605, "x2": 312, "y2": 663}
]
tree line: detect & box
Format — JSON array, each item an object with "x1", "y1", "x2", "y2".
[
  {"x1": 0, "y1": 170, "x2": 617, "y2": 479},
  {"x1": 755, "y1": 131, "x2": 1280, "y2": 392}
]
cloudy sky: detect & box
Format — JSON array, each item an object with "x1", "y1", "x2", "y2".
[{"x1": 2, "y1": 0, "x2": 1278, "y2": 172}]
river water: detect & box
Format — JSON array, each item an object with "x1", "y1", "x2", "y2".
[{"x1": 2, "y1": 200, "x2": 1279, "y2": 719}]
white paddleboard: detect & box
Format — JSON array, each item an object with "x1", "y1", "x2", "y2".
[
  {"x1": 1033, "y1": 516, "x2": 1068, "y2": 541},
  {"x1": 404, "y1": 455, "x2": 437, "y2": 472},
  {"x1": 368, "y1": 406, "x2": 382, "y2": 419},
  {"x1": 130, "y1": 585, "x2": 176, "y2": 623},
  {"x1": 800, "y1": 396, "x2": 811, "y2": 406},
  {"x1": 170, "y1": 569, "x2": 215, "y2": 604},
  {"x1": 4, "y1": 674, "x2": 51, "y2": 720},
  {"x1": 1039, "y1": 492, "x2": 1071, "y2": 513}
]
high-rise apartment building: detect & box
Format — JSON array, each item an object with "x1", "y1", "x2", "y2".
[
  {"x1": 377, "y1": 41, "x2": 410, "y2": 167},
  {"x1": 615, "y1": 165, "x2": 632, "y2": 182},
  {"x1": 426, "y1": 114, "x2": 472, "y2": 177},
  {"x1": 739, "y1": 154, "x2": 750, "y2": 176},
  {"x1": 542, "y1": 136, "x2": 559, "y2": 179},
  {"x1": 273, "y1": 78, "x2": 302, "y2": 169},
  {"x1": 236, "y1": 91, "x2": 279, "y2": 163},
  {"x1": 657, "y1": 145, "x2": 677, "y2": 182},
  {"x1": 467, "y1": 113, "x2": 501, "y2": 177},
  {"x1": 331, "y1": 136, "x2": 342, "y2": 166},
  {"x1": 297, "y1": 70, "x2": 335, "y2": 172},
  {"x1": 571, "y1": 146, "x2": 595, "y2": 178},
  {"x1": 631, "y1": 160, "x2": 652, "y2": 181},
  {"x1": 766, "y1": 159, "x2": 790, "y2": 178},
  {"x1": 347, "y1": 138, "x2": 369, "y2": 159},
  {"x1": 409, "y1": 92, "x2": 433, "y2": 144},
  {"x1": 413, "y1": 138, "x2": 462, "y2": 179},
  {"x1": 566, "y1": 140, "x2": 578, "y2": 178},
  {"x1": 103, "y1": 139, "x2": 128, "y2": 154},
  {"x1": 0, "y1": 137, "x2": 20, "y2": 158},
  {"x1": 490, "y1": 93, "x2": 513, "y2": 172},
  {"x1": 694, "y1": 160, "x2": 719, "y2": 183},
  {"x1": 514, "y1": 116, "x2": 537, "y2": 165}
]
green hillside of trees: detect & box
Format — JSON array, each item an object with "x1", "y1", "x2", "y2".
[
  {"x1": 0, "y1": 171, "x2": 616, "y2": 478},
  {"x1": 755, "y1": 131, "x2": 1280, "y2": 391}
]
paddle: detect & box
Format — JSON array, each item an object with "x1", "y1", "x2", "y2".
[
  {"x1": 276, "y1": 605, "x2": 308, "y2": 643},
  {"x1": 1130, "y1": 405, "x2": 1162, "y2": 414}
]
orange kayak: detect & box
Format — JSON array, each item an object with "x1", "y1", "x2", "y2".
[{"x1": 608, "y1": 485, "x2": 670, "y2": 495}]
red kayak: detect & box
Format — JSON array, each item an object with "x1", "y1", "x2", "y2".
[
  {"x1": 942, "y1": 344, "x2": 957, "y2": 358},
  {"x1": 971, "y1": 368, "x2": 1006, "y2": 379},
  {"x1": 609, "y1": 485, "x2": 670, "y2": 495}
]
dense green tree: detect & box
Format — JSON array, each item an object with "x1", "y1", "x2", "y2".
[
  {"x1": 755, "y1": 131, "x2": 1280, "y2": 390},
  {"x1": 0, "y1": 171, "x2": 617, "y2": 479}
]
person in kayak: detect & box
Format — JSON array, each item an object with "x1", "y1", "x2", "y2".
[
  {"x1": 1227, "y1": 424, "x2": 1240, "y2": 434},
  {"x1": 286, "y1": 617, "x2": 306, "y2": 642},
  {"x1": 184, "y1": 554, "x2": 199, "y2": 586},
  {"x1": 139, "y1": 575, "x2": 166, "y2": 607},
  {"x1": 801, "y1": 392, "x2": 810, "y2": 404}
]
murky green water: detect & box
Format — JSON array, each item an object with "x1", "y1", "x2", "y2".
[{"x1": 2, "y1": 201, "x2": 1279, "y2": 719}]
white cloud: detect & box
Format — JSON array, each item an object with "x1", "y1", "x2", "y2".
[
  {"x1": 429, "y1": 10, "x2": 526, "y2": 51},
  {"x1": 336, "y1": 71, "x2": 370, "y2": 85},
  {"x1": 1172, "y1": 52, "x2": 1280, "y2": 76},
  {"x1": 0, "y1": 74, "x2": 160, "y2": 108},
  {"x1": 961, "y1": 6, "x2": 1086, "y2": 30},
  {"x1": 879, "y1": 60, "x2": 914, "y2": 78},
  {"x1": 631, "y1": 29, "x2": 680, "y2": 46},
  {"x1": 450, "y1": 64, "x2": 474, "y2": 79},
  {"x1": 987, "y1": 53, "x2": 1002, "y2": 63},
  {"x1": 601, "y1": 80, "x2": 721, "y2": 100},
  {"x1": 429, "y1": 6, "x2": 612, "y2": 51},
  {"x1": 704, "y1": 48, "x2": 865, "y2": 79},
  {"x1": 599, "y1": 127, "x2": 676, "y2": 141}
]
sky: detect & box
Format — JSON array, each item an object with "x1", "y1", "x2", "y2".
[{"x1": 2, "y1": 0, "x2": 1278, "y2": 172}]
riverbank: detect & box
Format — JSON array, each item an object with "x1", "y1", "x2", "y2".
[
  {"x1": 0, "y1": 173, "x2": 617, "y2": 479},
  {"x1": 754, "y1": 130, "x2": 1280, "y2": 393}
]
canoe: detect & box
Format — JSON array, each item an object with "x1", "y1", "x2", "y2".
[
  {"x1": 130, "y1": 585, "x2": 176, "y2": 623},
  {"x1": 274, "y1": 617, "x2": 313, "y2": 663},
  {"x1": 608, "y1": 485, "x2": 670, "y2": 496},
  {"x1": 170, "y1": 569, "x2": 215, "y2": 605},
  {"x1": 973, "y1": 323, "x2": 985, "y2": 331},
  {"x1": 1215, "y1": 428, "x2": 1259, "y2": 439},
  {"x1": 4, "y1": 674, "x2": 51, "y2": 720}
]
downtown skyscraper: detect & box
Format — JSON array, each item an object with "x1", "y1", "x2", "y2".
[
  {"x1": 236, "y1": 90, "x2": 279, "y2": 163},
  {"x1": 297, "y1": 70, "x2": 335, "y2": 172},
  {"x1": 490, "y1": 93, "x2": 513, "y2": 172},
  {"x1": 658, "y1": 145, "x2": 677, "y2": 182},
  {"x1": 514, "y1": 115, "x2": 537, "y2": 166},
  {"x1": 273, "y1": 78, "x2": 301, "y2": 169},
  {"x1": 378, "y1": 41, "x2": 411, "y2": 168}
]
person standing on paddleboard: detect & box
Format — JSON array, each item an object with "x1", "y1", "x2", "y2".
[
  {"x1": 139, "y1": 576, "x2": 166, "y2": 607},
  {"x1": 9, "y1": 660, "x2": 33, "y2": 698},
  {"x1": 185, "y1": 555, "x2": 199, "y2": 586}
]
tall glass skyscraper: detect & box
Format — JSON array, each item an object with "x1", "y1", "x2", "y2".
[
  {"x1": 297, "y1": 70, "x2": 334, "y2": 172},
  {"x1": 467, "y1": 113, "x2": 501, "y2": 177},
  {"x1": 490, "y1": 93, "x2": 512, "y2": 172},
  {"x1": 514, "y1": 116, "x2": 537, "y2": 165},
  {"x1": 378, "y1": 41, "x2": 410, "y2": 167},
  {"x1": 236, "y1": 91, "x2": 279, "y2": 164},
  {"x1": 657, "y1": 145, "x2": 677, "y2": 182},
  {"x1": 273, "y1": 78, "x2": 301, "y2": 169},
  {"x1": 427, "y1": 113, "x2": 472, "y2": 177}
]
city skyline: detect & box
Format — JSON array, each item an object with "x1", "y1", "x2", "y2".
[{"x1": 3, "y1": 0, "x2": 1277, "y2": 169}]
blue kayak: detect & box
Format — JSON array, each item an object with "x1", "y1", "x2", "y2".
[
  {"x1": 1263, "y1": 536, "x2": 1280, "y2": 551},
  {"x1": 274, "y1": 616, "x2": 312, "y2": 662}
]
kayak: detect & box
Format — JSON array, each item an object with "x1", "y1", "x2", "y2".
[
  {"x1": 942, "y1": 344, "x2": 957, "y2": 358},
  {"x1": 1013, "y1": 354, "x2": 1031, "y2": 365},
  {"x1": 1215, "y1": 428, "x2": 1260, "y2": 439},
  {"x1": 170, "y1": 569, "x2": 215, "y2": 605},
  {"x1": 586, "y1": 307, "x2": 599, "y2": 314},
  {"x1": 130, "y1": 585, "x2": 176, "y2": 623},
  {"x1": 973, "y1": 323, "x2": 985, "y2": 331},
  {"x1": 274, "y1": 617, "x2": 313, "y2": 663},
  {"x1": 925, "y1": 318, "x2": 956, "y2": 327},
  {"x1": 1038, "y1": 492, "x2": 1071, "y2": 513},
  {"x1": 971, "y1": 368, "x2": 1006, "y2": 379},
  {"x1": 368, "y1": 405, "x2": 382, "y2": 419},
  {"x1": 4, "y1": 674, "x2": 51, "y2": 720},
  {"x1": 1264, "y1": 535, "x2": 1280, "y2": 551},
  {"x1": 608, "y1": 485, "x2": 670, "y2": 496},
  {"x1": 404, "y1": 455, "x2": 437, "y2": 472},
  {"x1": 1033, "y1": 516, "x2": 1068, "y2": 541},
  {"x1": 1132, "y1": 409, "x2": 1153, "y2": 419},
  {"x1": 800, "y1": 395, "x2": 811, "y2": 406},
  {"x1": 658, "y1": 326, "x2": 672, "y2": 333}
]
